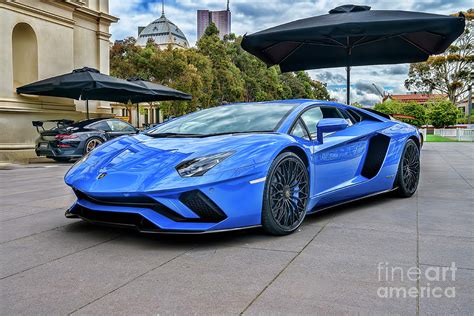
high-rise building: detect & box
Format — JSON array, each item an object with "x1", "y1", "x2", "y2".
[{"x1": 197, "y1": 1, "x2": 231, "y2": 40}]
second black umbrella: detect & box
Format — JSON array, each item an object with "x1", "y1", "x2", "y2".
[{"x1": 241, "y1": 5, "x2": 465, "y2": 104}]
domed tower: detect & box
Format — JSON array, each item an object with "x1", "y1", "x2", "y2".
[{"x1": 136, "y1": 1, "x2": 189, "y2": 49}]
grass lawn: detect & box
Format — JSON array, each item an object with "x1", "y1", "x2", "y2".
[{"x1": 426, "y1": 135, "x2": 457, "y2": 142}]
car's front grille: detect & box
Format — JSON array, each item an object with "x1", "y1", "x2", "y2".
[
  {"x1": 73, "y1": 189, "x2": 226, "y2": 223},
  {"x1": 73, "y1": 189, "x2": 186, "y2": 222}
]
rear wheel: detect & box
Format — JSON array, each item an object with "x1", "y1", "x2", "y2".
[
  {"x1": 394, "y1": 139, "x2": 420, "y2": 197},
  {"x1": 84, "y1": 137, "x2": 103, "y2": 154},
  {"x1": 262, "y1": 152, "x2": 309, "y2": 235}
]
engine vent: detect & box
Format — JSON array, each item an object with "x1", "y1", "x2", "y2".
[{"x1": 361, "y1": 134, "x2": 391, "y2": 179}]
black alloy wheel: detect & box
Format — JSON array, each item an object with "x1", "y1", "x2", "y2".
[
  {"x1": 262, "y1": 152, "x2": 309, "y2": 235},
  {"x1": 395, "y1": 139, "x2": 420, "y2": 197}
]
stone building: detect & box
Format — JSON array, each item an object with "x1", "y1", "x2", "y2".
[
  {"x1": 0, "y1": 0, "x2": 117, "y2": 161},
  {"x1": 136, "y1": 3, "x2": 189, "y2": 49}
]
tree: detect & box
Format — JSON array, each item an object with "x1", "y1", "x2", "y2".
[
  {"x1": 110, "y1": 25, "x2": 331, "y2": 119},
  {"x1": 374, "y1": 100, "x2": 426, "y2": 127},
  {"x1": 374, "y1": 100, "x2": 403, "y2": 115},
  {"x1": 197, "y1": 23, "x2": 245, "y2": 104},
  {"x1": 427, "y1": 100, "x2": 460, "y2": 128},
  {"x1": 400, "y1": 102, "x2": 427, "y2": 127},
  {"x1": 226, "y1": 36, "x2": 284, "y2": 101},
  {"x1": 311, "y1": 80, "x2": 331, "y2": 101},
  {"x1": 405, "y1": 10, "x2": 474, "y2": 103}
]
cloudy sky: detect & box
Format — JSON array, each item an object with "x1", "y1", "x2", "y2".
[{"x1": 109, "y1": 0, "x2": 470, "y2": 105}]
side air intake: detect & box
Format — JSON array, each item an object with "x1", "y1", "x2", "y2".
[
  {"x1": 361, "y1": 134, "x2": 391, "y2": 179},
  {"x1": 179, "y1": 190, "x2": 227, "y2": 223}
]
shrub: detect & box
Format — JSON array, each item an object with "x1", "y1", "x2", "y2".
[{"x1": 427, "y1": 100, "x2": 460, "y2": 128}]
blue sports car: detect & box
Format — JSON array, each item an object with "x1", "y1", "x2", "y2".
[{"x1": 64, "y1": 100, "x2": 421, "y2": 235}]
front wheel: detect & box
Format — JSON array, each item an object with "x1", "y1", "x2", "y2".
[
  {"x1": 394, "y1": 139, "x2": 420, "y2": 197},
  {"x1": 262, "y1": 152, "x2": 309, "y2": 235}
]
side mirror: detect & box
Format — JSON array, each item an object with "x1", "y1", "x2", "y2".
[{"x1": 316, "y1": 118, "x2": 348, "y2": 144}]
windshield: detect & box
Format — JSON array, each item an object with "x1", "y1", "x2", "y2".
[{"x1": 148, "y1": 103, "x2": 295, "y2": 136}]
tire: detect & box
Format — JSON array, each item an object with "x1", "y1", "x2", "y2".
[
  {"x1": 394, "y1": 139, "x2": 420, "y2": 197},
  {"x1": 83, "y1": 137, "x2": 103, "y2": 155},
  {"x1": 52, "y1": 157, "x2": 71, "y2": 163},
  {"x1": 262, "y1": 152, "x2": 309, "y2": 235}
]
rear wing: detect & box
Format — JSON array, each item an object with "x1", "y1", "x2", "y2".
[{"x1": 32, "y1": 119, "x2": 74, "y2": 133}]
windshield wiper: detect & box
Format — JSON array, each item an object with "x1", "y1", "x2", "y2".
[
  {"x1": 145, "y1": 132, "x2": 203, "y2": 138},
  {"x1": 201, "y1": 131, "x2": 273, "y2": 137},
  {"x1": 145, "y1": 131, "x2": 273, "y2": 138}
]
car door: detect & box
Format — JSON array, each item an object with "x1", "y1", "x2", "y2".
[
  {"x1": 298, "y1": 106, "x2": 371, "y2": 199},
  {"x1": 106, "y1": 120, "x2": 137, "y2": 138}
]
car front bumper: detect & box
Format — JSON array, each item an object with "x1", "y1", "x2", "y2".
[{"x1": 65, "y1": 171, "x2": 269, "y2": 233}]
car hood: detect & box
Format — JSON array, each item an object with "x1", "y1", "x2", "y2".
[{"x1": 65, "y1": 133, "x2": 291, "y2": 193}]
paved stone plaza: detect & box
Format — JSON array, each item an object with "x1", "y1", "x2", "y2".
[{"x1": 1, "y1": 142, "x2": 472, "y2": 315}]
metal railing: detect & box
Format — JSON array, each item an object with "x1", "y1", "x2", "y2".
[{"x1": 433, "y1": 128, "x2": 474, "y2": 141}]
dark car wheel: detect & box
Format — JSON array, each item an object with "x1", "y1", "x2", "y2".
[
  {"x1": 52, "y1": 157, "x2": 71, "y2": 163},
  {"x1": 262, "y1": 152, "x2": 309, "y2": 235},
  {"x1": 394, "y1": 139, "x2": 420, "y2": 197},
  {"x1": 84, "y1": 137, "x2": 103, "y2": 154}
]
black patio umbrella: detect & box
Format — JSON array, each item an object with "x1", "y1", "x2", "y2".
[
  {"x1": 16, "y1": 67, "x2": 155, "y2": 119},
  {"x1": 241, "y1": 4, "x2": 465, "y2": 104},
  {"x1": 126, "y1": 77, "x2": 192, "y2": 102},
  {"x1": 125, "y1": 77, "x2": 192, "y2": 128}
]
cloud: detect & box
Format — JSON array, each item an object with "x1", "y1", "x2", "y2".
[
  {"x1": 311, "y1": 71, "x2": 346, "y2": 85},
  {"x1": 109, "y1": 0, "x2": 470, "y2": 105},
  {"x1": 370, "y1": 65, "x2": 409, "y2": 76}
]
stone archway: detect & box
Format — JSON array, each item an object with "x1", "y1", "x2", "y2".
[{"x1": 12, "y1": 22, "x2": 38, "y2": 89}]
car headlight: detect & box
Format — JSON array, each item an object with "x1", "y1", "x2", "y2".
[{"x1": 176, "y1": 151, "x2": 234, "y2": 177}]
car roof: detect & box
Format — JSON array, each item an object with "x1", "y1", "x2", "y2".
[
  {"x1": 70, "y1": 118, "x2": 120, "y2": 128},
  {"x1": 224, "y1": 99, "x2": 326, "y2": 107}
]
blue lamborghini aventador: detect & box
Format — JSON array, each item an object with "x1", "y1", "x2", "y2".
[{"x1": 64, "y1": 100, "x2": 421, "y2": 235}]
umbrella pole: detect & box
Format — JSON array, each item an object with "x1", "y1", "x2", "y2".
[
  {"x1": 136, "y1": 103, "x2": 140, "y2": 129},
  {"x1": 86, "y1": 99, "x2": 90, "y2": 119},
  {"x1": 346, "y1": 66, "x2": 351, "y2": 105}
]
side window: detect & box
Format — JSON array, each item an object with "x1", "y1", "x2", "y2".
[
  {"x1": 300, "y1": 107, "x2": 323, "y2": 139},
  {"x1": 290, "y1": 119, "x2": 310, "y2": 140},
  {"x1": 320, "y1": 106, "x2": 344, "y2": 119},
  {"x1": 322, "y1": 106, "x2": 355, "y2": 127},
  {"x1": 88, "y1": 121, "x2": 111, "y2": 131},
  {"x1": 346, "y1": 109, "x2": 363, "y2": 123},
  {"x1": 339, "y1": 109, "x2": 355, "y2": 126},
  {"x1": 107, "y1": 120, "x2": 135, "y2": 132}
]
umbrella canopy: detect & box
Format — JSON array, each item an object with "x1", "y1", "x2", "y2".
[
  {"x1": 124, "y1": 77, "x2": 192, "y2": 129},
  {"x1": 125, "y1": 77, "x2": 192, "y2": 102},
  {"x1": 16, "y1": 67, "x2": 155, "y2": 118},
  {"x1": 241, "y1": 4, "x2": 465, "y2": 104}
]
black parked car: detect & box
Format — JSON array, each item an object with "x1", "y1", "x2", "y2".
[{"x1": 33, "y1": 118, "x2": 137, "y2": 162}]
